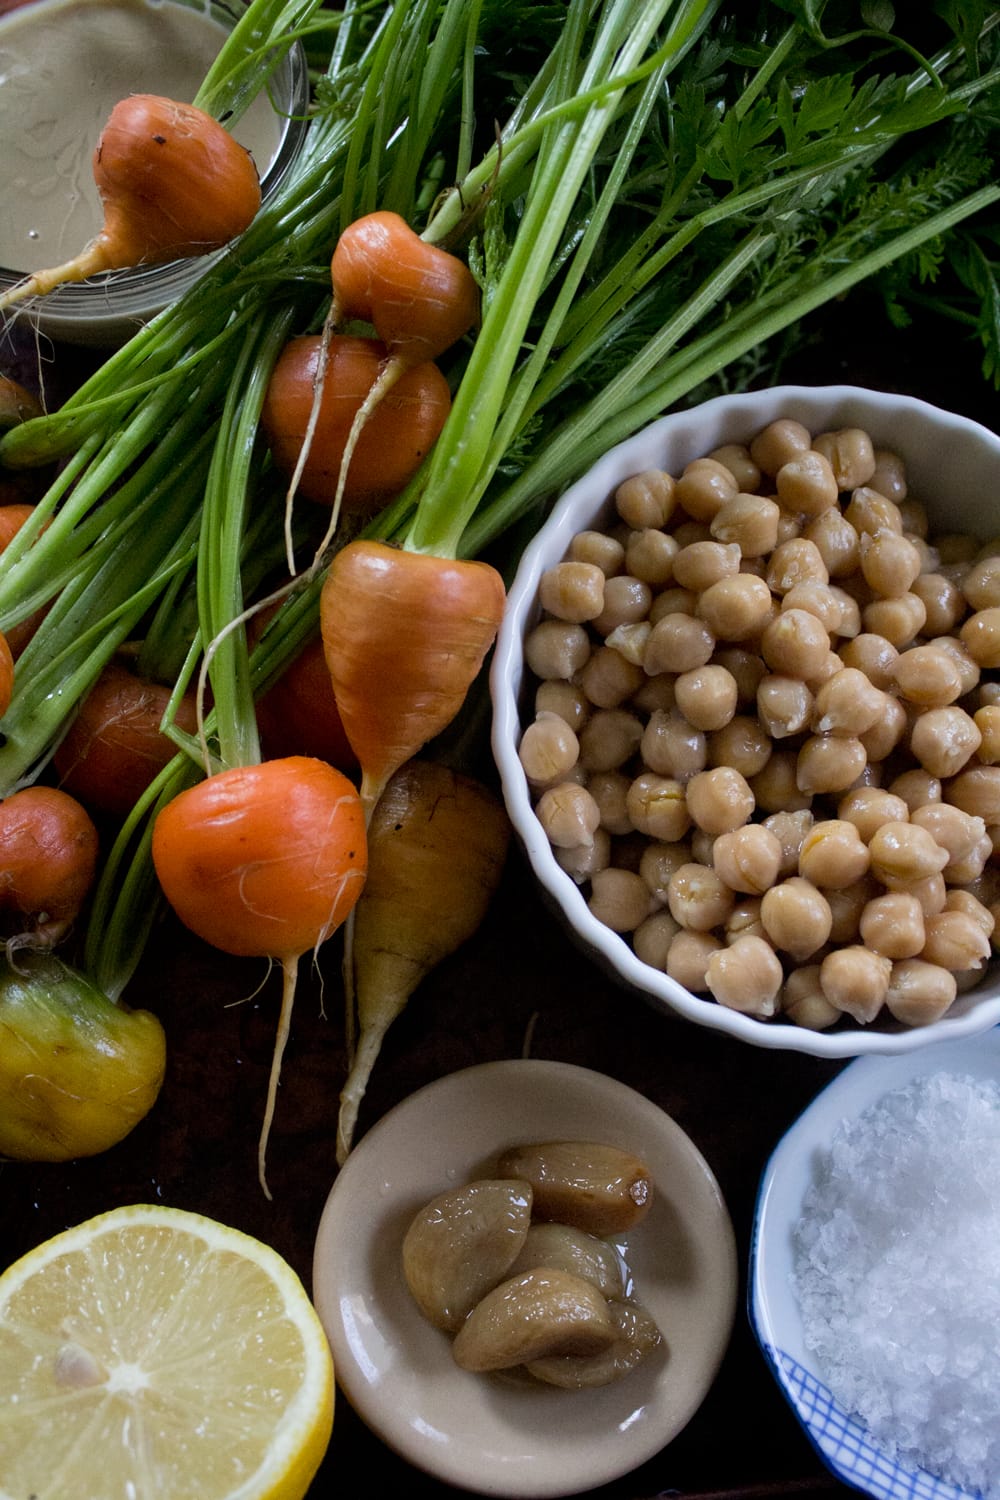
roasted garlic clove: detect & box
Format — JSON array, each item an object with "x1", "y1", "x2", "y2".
[
  {"x1": 526, "y1": 1297, "x2": 663, "y2": 1388},
  {"x1": 451, "y1": 1267, "x2": 616, "y2": 1372},
  {"x1": 402, "y1": 1178, "x2": 532, "y2": 1332},
  {"x1": 495, "y1": 1140, "x2": 654, "y2": 1235},
  {"x1": 507, "y1": 1221, "x2": 626, "y2": 1298}
]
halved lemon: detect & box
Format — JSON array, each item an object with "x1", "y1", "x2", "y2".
[{"x1": 0, "y1": 1204, "x2": 334, "y2": 1500}]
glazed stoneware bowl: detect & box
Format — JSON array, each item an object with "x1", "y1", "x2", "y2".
[{"x1": 491, "y1": 385, "x2": 1000, "y2": 1059}]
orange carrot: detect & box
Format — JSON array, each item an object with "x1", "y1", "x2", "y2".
[
  {"x1": 319, "y1": 540, "x2": 506, "y2": 815},
  {"x1": 330, "y1": 210, "x2": 479, "y2": 364},
  {"x1": 0, "y1": 505, "x2": 47, "y2": 656},
  {"x1": 53, "y1": 659, "x2": 199, "y2": 819},
  {"x1": 336, "y1": 758, "x2": 510, "y2": 1161},
  {"x1": 151, "y1": 755, "x2": 366, "y2": 1194},
  {"x1": 0, "y1": 785, "x2": 100, "y2": 951},
  {"x1": 0, "y1": 94, "x2": 261, "y2": 311},
  {"x1": 0, "y1": 630, "x2": 12, "y2": 719},
  {"x1": 260, "y1": 334, "x2": 451, "y2": 512}
]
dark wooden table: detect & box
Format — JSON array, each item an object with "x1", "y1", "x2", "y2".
[{"x1": 3, "y1": 291, "x2": 996, "y2": 1498}]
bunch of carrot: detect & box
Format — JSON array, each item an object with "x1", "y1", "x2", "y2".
[{"x1": 1, "y1": 0, "x2": 1000, "y2": 1182}]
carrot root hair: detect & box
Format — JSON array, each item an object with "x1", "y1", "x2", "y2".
[{"x1": 257, "y1": 951, "x2": 299, "y2": 1201}]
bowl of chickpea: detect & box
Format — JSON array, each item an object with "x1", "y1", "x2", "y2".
[{"x1": 490, "y1": 385, "x2": 1000, "y2": 1057}]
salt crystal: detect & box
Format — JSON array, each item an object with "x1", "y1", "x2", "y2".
[{"x1": 792, "y1": 1070, "x2": 1000, "y2": 1498}]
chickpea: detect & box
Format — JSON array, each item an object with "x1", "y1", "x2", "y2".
[
  {"x1": 775, "y1": 512, "x2": 803, "y2": 546},
  {"x1": 667, "y1": 863, "x2": 735, "y2": 931},
  {"x1": 712, "y1": 824, "x2": 783, "y2": 896},
  {"x1": 626, "y1": 773, "x2": 690, "y2": 842},
  {"x1": 976, "y1": 704, "x2": 1000, "y2": 764},
  {"x1": 837, "y1": 632, "x2": 899, "y2": 690},
  {"x1": 761, "y1": 609, "x2": 831, "y2": 680},
  {"x1": 858, "y1": 528, "x2": 922, "y2": 598},
  {"x1": 690, "y1": 828, "x2": 717, "y2": 867},
  {"x1": 705, "y1": 935, "x2": 783, "y2": 1018},
  {"x1": 903, "y1": 872, "x2": 948, "y2": 918},
  {"x1": 673, "y1": 520, "x2": 713, "y2": 548},
  {"x1": 587, "y1": 771, "x2": 633, "y2": 836},
  {"x1": 862, "y1": 591, "x2": 927, "y2": 647},
  {"x1": 859, "y1": 892, "x2": 926, "y2": 960},
  {"x1": 640, "y1": 709, "x2": 706, "y2": 782},
  {"x1": 603, "y1": 621, "x2": 651, "y2": 668},
  {"x1": 751, "y1": 750, "x2": 813, "y2": 814},
  {"x1": 921, "y1": 909, "x2": 992, "y2": 973},
  {"x1": 639, "y1": 840, "x2": 693, "y2": 903},
  {"x1": 675, "y1": 458, "x2": 738, "y2": 522},
  {"x1": 805, "y1": 648, "x2": 841, "y2": 690},
  {"x1": 892, "y1": 644, "x2": 963, "y2": 708},
  {"x1": 749, "y1": 417, "x2": 812, "y2": 476},
  {"x1": 569, "y1": 529, "x2": 626, "y2": 577},
  {"x1": 525, "y1": 619, "x2": 591, "y2": 680},
  {"x1": 539, "y1": 561, "x2": 606, "y2": 623},
  {"x1": 535, "y1": 679, "x2": 590, "y2": 732},
  {"x1": 826, "y1": 587, "x2": 862, "y2": 638},
  {"x1": 588, "y1": 867, "x2": 653, "y2": 933},
  {"x1": 519, "y1": 712, "x2": 580, "y2": 787},
  {"x1": 672, "y1": 540, "x2": 741, "y2": 593},
  {"x1": 760, "y1": 877, "x2": 832, "y2": 960},
  {"x1": 946, "y1": 764, "x2": 1000, "y2": 823},
  {"x1": 710, "y1": 493, "x2": 779, "y2": 556},
  {"x1": 593, "y1": 574, "x2": 653, "y2": 636},
  {"x1": 844, "y1": 486, "x2": 904, "y2": 536},
  {"x1": 819, "y1": 947, "x2": 892, "y2": 1024},
  {"x1": 649, "y1": 587, "x2": 698, "y2": 624},
  {"x1": 910, "y1": 802, "x2": 986, "y2": 866},
  {"x1": 577, "y1": 646, "x2": 643, "y2": 710},
  {"x1": 946, "y1": 832, "x2": 993, "y2": 887},
  {"x1": 536, "y1": 782, "x2": 602, "y2": 849},
  {"x1": 960, "y1": 605, "x2": 1000, "y2": 668},
  {"x1": 837, "y1": 787, "x2": 910, "y2": 842},
  {"x1": 554, "y1": 827, "x2": 611, "y2": 884},
  {"x1": 798, "y1": 819, "x2": 870, "y2": 889},
  {"x1": 643, "y1": 613, "x2": 715, "y2": 676},
  {"x1": 868, "y1": 449, "x2": 907, "y2": 503},
  {"x1": 825, "y1": 877, "x2": 879, "y2": 944},
  {"x1": 781, "y1": 966, "x2": 841, "y2": 1031},
  {"x1": 909, "y1": 705, "x2": 982, "y2": 779},
  {"x1": 631, "y1": 673, "x2": 676, "y2": 716},
  {"x1": 811, "y1": 667, "x2": 885, "y2": 736},
  {"x1": 624, "y1": 528, "x2": 679, "y2": 586},
  {"x1": 724, "y1": 898, "x2": 766, "y2": 945},
  {"x1": 615, "y1": 469, "x2": 676, "y2": 529},
  {"x1": 796, "y1": 734, "x2": 868, "y2": 795},
  {"x1": 696, "y1": 574, "x2": 773, "y2": 642},
  {"x1": 578, "y1": 708, "x2": 644, "y2": 772},
  {"x1": 905, "y1": 532, "x2": 939, "y2": 573},
  {"x1": 707, "y1": 715, "x2": 773, "y2": 779},
  {"x1": 766, "y1": 538, "x2": 829, "y2": 594},
  {"x1": 713, "y1": 647, "x2": 767, "y2": 705},
  {"x1": 757, "y1": 675, "x2": 813, "y2": 739},
  {"x1": 885, "y1": 959, "x2": 957, "y2": 1027},
  {"x1": 665, "y1": 929, "x2": 723, "y2": 991},
  {"x1": 762, "y1": 809, "x2": 815, "y2": 878},
  {"x1": 962, "y1": 554, "x2": 1000, "y2": 610},
  {"x1": 936, "y1": 532, "x2": 979, "y2": 566},
  {"x1": 928, "y1": 635, "x2": 980, "y2": 696},
  {"x1": 775, "y1": 450, "x2": 839, "y2": 517},
  {"x1": 868, "y1": 820, "x2": 950, "y2": 887},
  {"x1": 779, "y1": 580, "x2": 845, "y2": 634},
  {"x1": 633, "y1": 909, "x2": 682, "y2": 970},
  {"x1": 812, "y1": 427, "x2": 876, "y2": 491},
  {"x1": 803, "y1": 508, "x2": 861, "y2": 579},
  {"x1": 911, "y1": 573, "x2": 965, "y2": 636},
  {"x1": 708, "y1": 442, "x2": 761, "y2": 492},
  {"x1": 685, "y1": 766, "x2": 755, "y2": 836},
  {"x1": 944, "y1": 888, "x2": 996, "y2": 939},
  {"x1": 858, "y1": 694, "x2": 908, "y2": 763},
  {"x1": 674, "y1": 665, "x2": 738, "y2": 731},
  {"x1": 887, "y1": 768, "x2": 942, "y2": 812}
]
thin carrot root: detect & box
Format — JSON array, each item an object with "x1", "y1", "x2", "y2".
[
  {"x1": 0, "y1": 243, "x2": 113, "y2": 313},
  {"x1": 282, "y1": 310, "x2": 337, "y2": 573},
  {"x1": 335, "y1": 1009, "x2": 397, "y2": 1166},
  {"x1": 258, "y1": 953, "x2": 299, "y2": 1200}
]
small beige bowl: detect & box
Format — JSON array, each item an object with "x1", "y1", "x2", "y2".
[
  {"x1": 490, "y1": 385, "x2": 1000, "y2": 1060},
  {"x1": 312, "y1": 1060, "x2": 737, "y2": 1498}
]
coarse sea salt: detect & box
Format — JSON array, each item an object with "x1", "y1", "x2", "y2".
[{"x1": 792, "y1": 1070, "x2": 1000, "y2": 1499}]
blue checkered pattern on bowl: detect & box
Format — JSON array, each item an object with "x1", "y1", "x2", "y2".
[{"x1": 763, "y1": 1345, "x2": 981, "y2": 1500}]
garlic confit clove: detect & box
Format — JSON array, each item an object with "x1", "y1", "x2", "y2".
[
  {"x1": 526, "y1": 1297, "x2": 663, "y2": 1388},
  {"x1": 495, "y1": 1141, "x2": 654, "y2": 1235},
  {"x1": 507, "y1": 1221, "x2": 626, "y2": 1298},
  {"x1": 402, "y1": 1178, "x2": 532, "y2": 1333},
  {"x1": 452, "y1": 1266, "x2": 616, "y2": 1372}
]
